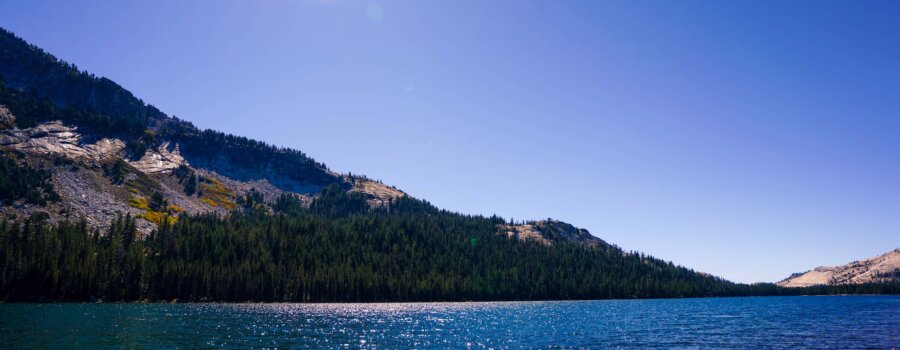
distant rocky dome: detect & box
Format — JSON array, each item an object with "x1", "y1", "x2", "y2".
[{"x1": 777, "y1": 248, "x2": 900, "y2": 287}]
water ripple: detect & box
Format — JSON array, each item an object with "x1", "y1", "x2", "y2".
[{"x1": 1, "y1": 296, "x2": 898, "y2": 349}]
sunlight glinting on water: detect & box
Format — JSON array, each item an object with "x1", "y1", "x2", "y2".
[{"x1": 2, "y1": 297, "x2": 899, "y2": 348}]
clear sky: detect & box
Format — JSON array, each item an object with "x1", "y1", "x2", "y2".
[{"x1": 2, "y1": 0, "x2": 898, "y2": 283}]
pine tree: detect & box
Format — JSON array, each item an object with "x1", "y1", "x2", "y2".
[
  {"x1": 104, "y1": 159, "x2": 128, "y2": 185},
  {"x1": 184, "y1": 174, "x2": 197, "y2": 196},
  {"x1": 149, "y1": 192, "x2": 167, "y2": 211}
]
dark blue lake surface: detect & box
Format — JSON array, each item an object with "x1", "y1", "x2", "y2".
[{"x1": 1, "y1": 296, "x2": 898, "y2": 349}]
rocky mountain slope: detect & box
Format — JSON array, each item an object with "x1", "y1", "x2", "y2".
[
  {"x1": 778, "y1": 249, "x2": 900, "y2": 287},
  {"x1": 0, "y1": 26, "x2": 598, "y2": 245}
]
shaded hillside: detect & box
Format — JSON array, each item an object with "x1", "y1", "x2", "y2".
[
  {"x1": 0, "y1": 28, "x2": 164, "y2": 130},
  {"x1": 0, "y1": 27, "x2": 342, "y2": 198}
]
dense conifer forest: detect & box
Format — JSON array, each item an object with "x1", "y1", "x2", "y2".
[
  {"x1": 0, "y1": 155, "x2": 59, "y2": 206},
  {"x1": 1, "y1": 185, "x2": 897, "y2": 302}
]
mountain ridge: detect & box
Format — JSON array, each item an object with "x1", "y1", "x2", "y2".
[
  {"x1": 0, "y1": 26, "x2": 607, "y2": 248},
  {"x1": 778, "y1": 248, "x2": 900, "y2": 287}
]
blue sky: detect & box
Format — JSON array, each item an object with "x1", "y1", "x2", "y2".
[{"x1": 2, "y1": 0, "x2": 898, "y2": 283}]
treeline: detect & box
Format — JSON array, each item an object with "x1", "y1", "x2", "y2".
[
  {"x1": 745, "y1": 281, "x2": 900, "y2": 296},
  {"x1": 2, "y1": 186, "x2": 896, "y2": 302},
  {"x1": 0, "y1": 187, "x2": 738, "y2": 302}
]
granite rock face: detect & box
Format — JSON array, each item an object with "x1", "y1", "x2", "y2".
[
  {"x1": 0, "y1": 121, "x2": 125, "y2": 163},
  {"x1": 129, "y1": 142, "x2": 186, "y2": 174},
  {"x1": 778, "y1": 248, "x2": 900, "y2": 287},
  {"x1": 498, "y1": 219, "x2": 606, "y2": 246},
  {"x1": 347, "y1": 177, "x2": 405, "y2": 207}
]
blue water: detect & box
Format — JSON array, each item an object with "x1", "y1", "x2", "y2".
[{"x1": 1, "y1": 296, "x2": 898, "y2": 349}]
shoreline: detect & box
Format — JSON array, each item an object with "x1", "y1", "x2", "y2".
[{"x1": 2, "y1": 293, "x2": 898, "y2": 305}]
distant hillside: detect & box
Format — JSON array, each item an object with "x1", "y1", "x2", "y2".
[{"x1": 778, "y1": 249, "x2": 900, "y2": 287}]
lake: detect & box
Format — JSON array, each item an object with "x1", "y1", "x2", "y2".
[{"x1": 1, "y1": 296, "x2": 898, "y2": 348}]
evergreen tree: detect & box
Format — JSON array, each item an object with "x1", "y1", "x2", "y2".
[
  {"x1": 184, "y1": 174, "x2": 197, "y2": 196},
  {"x1": 149, "y1": 192, "x2": 167, "y2": 211},
  {"x1": 0, "y1": 156, "x2": 59, "y2": 205},
  {"x1": 104, "y1": 159, "x2": 128, "y2": 185}
]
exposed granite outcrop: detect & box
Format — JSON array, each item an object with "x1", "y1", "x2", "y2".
[
  {"x1": 0, "y1": 121, "x2": 124, "y2": 162},
  {"x1": 129, "y1": 141, "x2": 186, "y2": 173},
  {"x1": 347, "y1": 177, "x2": 406, "y2": 207},
  {"x1": 778, "y1": 248, "x2": 900, "y2": 287},
  {"x1": 498, "y1": 219, "x2": 606, "y2": 246}
]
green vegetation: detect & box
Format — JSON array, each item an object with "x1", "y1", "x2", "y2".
[
  {"x1": 103, "y1": 159, "x2": 128, "y2": 185},
  {"x1": 160, "y1": 124, "x2": 342, "y2": 192},
  {"x1": 173, "y1": 164, "x2": 198, "y2": 195},
  {"x1": 197, "y1": 177, "x2": 235, "y2": 209},
  {"x1": 237, "y1": 188, "x2": 268, "y2": 214},
  {"x1": 128, "y1": 193, "x2": 178, "y2": 225},
  {"x1": 0, "y1": 155, "x2": 59, "y2": 206},
  {"x1": 148, "y1": 192, "x2": 168, "y2": 211},
  {"x1": 124, "y1": 174, "x2": 160, "y2": 196},
  {"x1": 1, "y1": 185, "x2": 897, "y2": 302}
]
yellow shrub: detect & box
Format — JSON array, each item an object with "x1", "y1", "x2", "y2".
[
  {"x1": 199, "y1": 178, "x2": 236, "y2": 209},
  {"x1": 167, "y1": 204, "x2": 184, "y2": 213},
  {"x1": 125, "y1": 176, "x2": 160, "y2": 196},
  {"x1": 128, "y1": 196, "x2": 150, "y2": 210},
  {"x1": 221, "y1": 199, "x2": 235, "y2": 210},
  {"x1": 140, "y1": 211, "x2": 177, "y2": 225}
]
